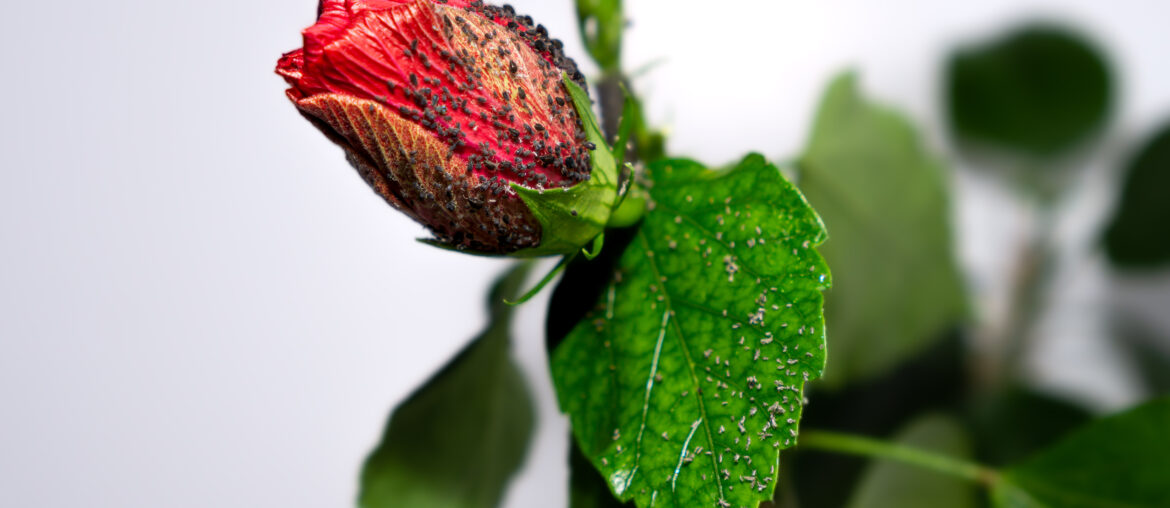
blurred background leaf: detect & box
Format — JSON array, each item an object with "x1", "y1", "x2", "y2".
[
  {"x1": 797, "y1": 73, "x2": 967, "y2": 387},
  {"x1": 1113, "y1": 316, "x2": 1170, "y2": 396},
  {"x1": 845, "y1": 414, "x2": 977, "y2": 508},
  {"x1": 1102, "y1": 122, "x2": 1170, "y2": 268},
  {"x1": 966, "y1": 388, "x2": 1091, "y2": 467},
  {"x1": 992, "y1": 397, "x2": 1170, "y2": 507},
  {"x1": 575, "y1": 0, "x2": 623, "y2": 73},
  {"x1": 358, "y1": 265, "x2": 535, "y2": 508},
  {"x1": 946, "y1": 23, "x2": 1114, "y2": 159}
]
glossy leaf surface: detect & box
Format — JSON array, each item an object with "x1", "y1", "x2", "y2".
[{"x1": 552, "y1": 155, "x2": 830, "y2": 507}]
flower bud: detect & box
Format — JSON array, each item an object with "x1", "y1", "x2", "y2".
[{"x1": 277, "y1": 0, "x2": 608, "y2": 255}]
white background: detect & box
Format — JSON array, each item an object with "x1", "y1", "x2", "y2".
[{"x1": 2, "y1": 1, "x2": 1168, "y2": 507}]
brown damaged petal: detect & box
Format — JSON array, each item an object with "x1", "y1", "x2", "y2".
[
  {"x1": 277, "y1": 0, "x2": 592, "y2": 254},
  {"x1": 297, "y1": 94, "x2": 540, "y2": 251}
]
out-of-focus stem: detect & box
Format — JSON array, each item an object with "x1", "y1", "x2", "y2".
[
  {"x1": 800, "y1": 430, "x2": 999, "y2": 488},
  {"x1": 596, "y1": 72, "x2": 625, "y2": 141},
  {"x1": 576, "y1": 0, "x2": 664, "y2": 164},
  {"x1": 1000, "y1": 208, "x2": 1058, "y2": 379},
  {"x1": 973, "y1": 190, "x2": 1062, "y2": 394}
]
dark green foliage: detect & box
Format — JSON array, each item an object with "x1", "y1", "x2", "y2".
[
  {"x1": 1114, "y1": 319, "x2": 1170, "y2": 395},
  {"x1": 1103, "y1": 123, "x2": 1170, "y2": 268},
  {"x1": 946, "y1": 23, "x2": 1113, "y2": 157},
  {"x1": 358, "y1": 266, "x2": 536, "y2": 508},
  {"x1": 968, "y1": 388, "x2": 1092, "y2": 466},
  {"x1": 993, "y1": 397, "x2": 1170, "y2": 507},
  {"x1": 571, "y1": 440, "x2": 635, "y2": 508}
]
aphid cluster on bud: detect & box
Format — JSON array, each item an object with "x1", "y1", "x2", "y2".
[{"x1": 278, "y1": 0, "x2": 601, "y2": 254}]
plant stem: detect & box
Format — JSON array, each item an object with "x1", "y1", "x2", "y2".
[
  {"x1": 973, "y1": 196, "x2": 1061, "y2": 394},
  {"x1": 999, "y1": 206, "x2": 1058, "y2": 380},
  {"x1": 596, "y1": 72, "x2": 626, "y2": 141},
  {"x1": 799, "y1": 430, "x2": 999, "y2": 487}
]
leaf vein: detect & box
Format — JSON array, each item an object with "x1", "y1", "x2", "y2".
[{"x1": 636, "y1": 230, "x2": 726, "y2": 504}]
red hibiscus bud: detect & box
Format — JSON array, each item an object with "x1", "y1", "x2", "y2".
[{"x1": 277, "y1": 0, "x2": 611, "y2": 255}]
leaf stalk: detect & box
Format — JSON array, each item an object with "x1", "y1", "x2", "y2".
[{"x1": 799, "y1": 430, "x2": 999, "y2": 488}]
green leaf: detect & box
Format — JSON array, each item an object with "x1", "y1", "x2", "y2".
[
  {"x1": 846, "y1": 415, "x2": 977, "y2": 508},
  {"x1": 1103, "y1": 122, "x2": 1170, "y2": 268},
  {"x1": 946, "y1": 23, "x2": 1114, "y2": 157},
  {"x1": 797, "y1": 73, "x2": 966, "y2": 386},
  {"x1": 358, "y1": 264, "x2": 535, "y2": 508},
  {"x1": 992, "y1": 480, "x2": 1047, "y2": 508},
  {"x1": 992, "y1": 397, "x2": 1170, "y2": 508},
  {"x1": 551, "y1": 154, "x2": 831, "y2": 507}
]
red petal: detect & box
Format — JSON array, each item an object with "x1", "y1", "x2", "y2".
[
  {"x1": 290, "y1": 1, "x2": 590, "y2": 189},
  {"x1": 275, "y1": 49, "x2": 304, "y2": 89},
  {"x1": 277, "y1": 0, "x2": 591, "y2": 253}
]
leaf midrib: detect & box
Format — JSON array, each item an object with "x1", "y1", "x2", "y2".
[{"x1": 635, "y1": 228, "x2": 727, "y2": 504}]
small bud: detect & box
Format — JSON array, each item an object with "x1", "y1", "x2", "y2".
[{"x1": 277, "y1": 0, "x2": 600, "y2": 255}]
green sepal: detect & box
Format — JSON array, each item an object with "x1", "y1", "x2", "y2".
[
  {"x1": 583, "y1": 234, "x2": 606, "y2": 260},
  {"x1": 606, "y1": 173, "x2": 646, "y2": 229},
  {"x1": 508, "y1": 76, "x2": 620, "y2": 258},
  {"x1": 605, "y1": 90, "x2": 650, "y2": 228}
]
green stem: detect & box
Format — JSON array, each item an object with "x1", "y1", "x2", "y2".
[
  {"x1": 575, "y1": 0, "x2": 625, "y2": 139},
  {"x1": 800, "y1": 430, "x2": 999, "y2": 487}
]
